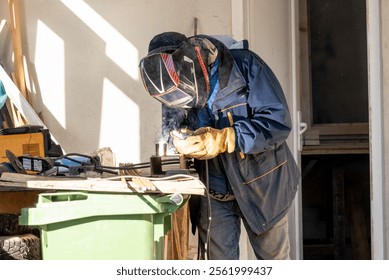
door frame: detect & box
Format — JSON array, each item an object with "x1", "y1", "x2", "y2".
[
  {"x1": 366, "y1": 0, "x2": 385, "y2": 260},
  {"x1": 289, "y1": 0, "x2": 304, "y2": 260}
]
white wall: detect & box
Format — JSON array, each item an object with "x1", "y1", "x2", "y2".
[
  {"x1": 0, "y1": 0, "x2": 231, "y2": 164},
  {"x1": 248, "y1": 0, "x2": 291, "y2": 97}
]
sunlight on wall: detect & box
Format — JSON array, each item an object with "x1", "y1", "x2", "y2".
[
  {"x1": 35, "y1": 20, "x2": 66, "y2": 128},
  {"x1": 101, "y1": 78, "x2": 140, "y2": 163},
  {"x1": 0, "y1": 19, "x2": 6, "y2": 33},
  {"x1": 60, "y1": 0, "x2": 139, "y2": 80}
]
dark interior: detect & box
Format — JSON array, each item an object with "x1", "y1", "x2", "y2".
[{"x1": 302, "y1": 0, "x2": 371, "y2": 260}]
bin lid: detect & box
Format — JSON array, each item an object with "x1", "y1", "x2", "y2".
[{"x1": 19, "y1": 192, "x2": 185, "y2": 226}]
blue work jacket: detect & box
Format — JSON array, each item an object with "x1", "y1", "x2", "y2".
[{"x1": 188, "y1": 36, "x2": 301, "y2": 235}]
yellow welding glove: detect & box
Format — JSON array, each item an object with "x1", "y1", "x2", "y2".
[{"x1": 172, "y1": 127, "x2": 235, "y2": 160}]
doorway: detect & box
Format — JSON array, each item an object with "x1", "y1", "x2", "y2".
[{"x1": 299, "y1": 0, "x2": 371, "y2": 259}]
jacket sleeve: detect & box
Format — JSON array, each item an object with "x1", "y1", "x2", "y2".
[{"x1": 232, "y1": 52, "x2": 292, "y2": 154}]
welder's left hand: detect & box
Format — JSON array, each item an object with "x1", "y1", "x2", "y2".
[{"x1": 172, "y1": 127, "x2": 235, "y2": 160}]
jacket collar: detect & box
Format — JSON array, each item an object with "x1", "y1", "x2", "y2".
[
  {"x1": 190, "y1": 34, "x2": 247, "y2": 113},
  {"x1": 211, "y1": 62, "x2": 246, "y2": 113},
  {"x1": 190, "y1": 34, "x2": 234, "y2": 89}
]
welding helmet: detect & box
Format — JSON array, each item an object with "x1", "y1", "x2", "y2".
[{"x1": 139, "y1": 32, "x2": 213, "y2": 108}]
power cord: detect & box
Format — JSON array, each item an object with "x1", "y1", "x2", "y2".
[
  {"x1": 204, "y1": 159, "x2": 212, "y2": 260},
  {"x1": 53, "y1": 153, "x2": 182, "y2": 175},
  {"x1": 197, "y1": 159, "x2": 212, "y2": 260}
]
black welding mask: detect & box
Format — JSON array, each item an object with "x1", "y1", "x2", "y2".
[{"x1": 139, "y1": 37, "x2": 216, "y2": 108}]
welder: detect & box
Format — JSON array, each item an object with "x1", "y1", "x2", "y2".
[{"x1": 139, "y1": 32, "x2": 300, "y2": 260}]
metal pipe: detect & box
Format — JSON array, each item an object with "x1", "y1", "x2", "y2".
[
  {"x1": 150, "y1": 156, "x2": 163, "y2": 175},
  {"x1": 156, "y1": 142, "x2": 167, "y2": 157}
]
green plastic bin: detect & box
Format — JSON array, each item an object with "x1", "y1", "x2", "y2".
[{"x1": 19, "y1": 191, "x2": 184, "y2": 260}]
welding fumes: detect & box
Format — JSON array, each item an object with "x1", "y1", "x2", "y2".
[{"x1": 148, "y1": 105, "x2": 194, "y2": 175}]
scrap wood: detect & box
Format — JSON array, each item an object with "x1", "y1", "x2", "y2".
[
  {"x1": 0, "y1": 173, "x2": 205, "y2": 195},
  {"x1": 132, "y1": 177, "x2": 156, "y2": 191},
  {"x1": 0, "y1": 172, "x2": 81, "y2": 190},
  {"x1": 0, "y1": 181, "x2": 27, "y2": 191},
  {"x1": 2, "y1": 101, "x2": 12, "y2": 123},
  {"x1": 119, "y1": 162, "x2": 141, "y2": 176},
  {"x1": 0, "y1": 172, "x2": 81, "y2": 182},
  {"x1": 8, "y1": 0, "x2": 31, "y2": 104}
]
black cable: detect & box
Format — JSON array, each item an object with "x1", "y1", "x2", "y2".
[
  {"x1": 197, "y1": 159, "x2": 212, "y2": 260},
  {"x1": 205, "y1": 159, "x2": 211, "y2": 260},
  {"x1": 54, "y1": 153, "x2": 98, "y2": 169},
  {"x1": 55, "y1": 153, "x2": 97, "y2": 162},
  {"x1": 98, "y1": 159, "x2": 181, "y2": 171},
  {"x1": 92, "y1": 167, "x2": 118, "y2": 175},
  {"x1": 53, "y1": 152, "x2": 183, "y2": 173}
]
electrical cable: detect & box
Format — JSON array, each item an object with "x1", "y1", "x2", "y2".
[
  {"x1": 54, "y1": 153, "x2": 98, "y2": 169},
  {"x1": 97, "y1": 173, "x2": 199, "y2": 182},
  {"x1": 197, "y1": 159, "x2": 211, "y2": 260},
  {"x1": 98, "y1": 159, "x2": 181, "y2": 171},
  {"x1": 205, "y1": 159, "x2": 211, "y2": 260},
  {"x1": 53, "y1": 152, "x2": 183, "y2": 174}
]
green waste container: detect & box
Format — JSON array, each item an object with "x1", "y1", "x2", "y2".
[{"x1": 19, "y1": 191, "x2": 184, "y2": 260}]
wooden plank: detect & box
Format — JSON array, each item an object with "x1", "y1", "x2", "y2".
[
  {"x1": 309, "y1": 123, "x2": 369, "y2": 136},
  {"x1": 5, "y1": 99, "x2": 16, "y2": 127},
  {"x1": 8, "y1": 0, "x2": 30, "y2": 104},
  {"x1": 0, "y1": 172, "x2": 81, "y2": 182},
  {"x1": 166, "y1": 203, "x2": 189, "y2": 260},
  {"x1": 0, "y1": 181, "x2": 27, "y2": 188},
  {"x1": 302, "y1": 143, "x2": 369, "y2": 155},
  {"x1": 0, "y1": 173, "x2": 205, "y2": 195},
  {"x1": 132, "y1": 177, "x2": 157, "y2": 191},
  {"x1": 27, "y1": 179, "x2": 204, "y2": 195}
]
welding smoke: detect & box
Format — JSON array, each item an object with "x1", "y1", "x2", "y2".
[{"x1": 158, "y1": 105, "x2": 188, "y2": 154}]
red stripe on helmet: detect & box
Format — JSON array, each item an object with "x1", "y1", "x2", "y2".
[
  {"x1": 161, "y1": 53, "x2": 179, "y2": 85},
  {"x1": 194, "y1": 46, "x2": 210, "y2": 96}
]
